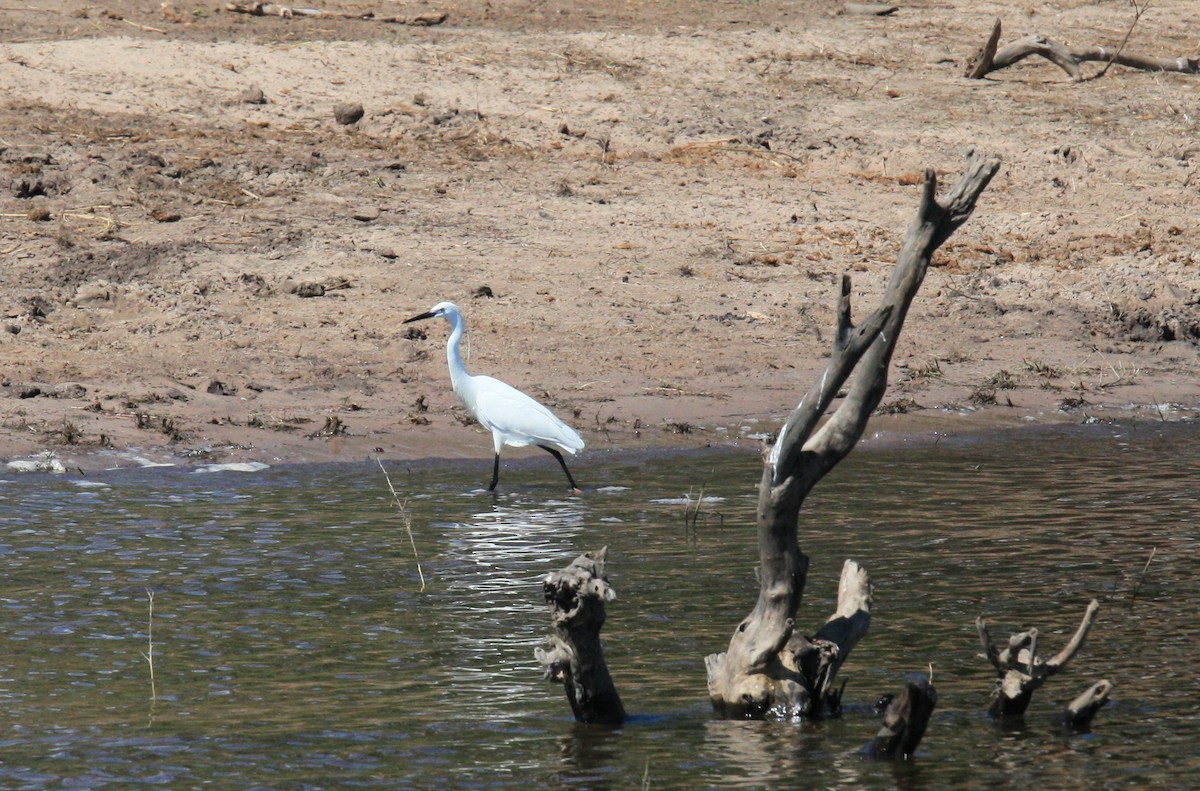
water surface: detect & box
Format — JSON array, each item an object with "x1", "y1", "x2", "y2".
[{"x1": 1, "y1": 421, "x2": 1197, "y2": 789}]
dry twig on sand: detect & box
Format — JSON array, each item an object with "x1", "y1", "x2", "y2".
[
  {"x1": 965, "y1": 11, "x2": 1199, "y2": 82},
  {"x1": 224, "y1": 2, "x2": 447, "y2": 26}
]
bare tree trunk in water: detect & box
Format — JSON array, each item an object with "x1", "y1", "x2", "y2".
[
  {"x1": 705, "y1": 149, "x2": 1001, "y2": 718},
  {"x1": 536, "y1": 547, "x2": 625, "y2": 725}
]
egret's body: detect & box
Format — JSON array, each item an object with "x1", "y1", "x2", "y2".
[{"x1": 403, "y1": 301, "x2": 584, "y2": 492}]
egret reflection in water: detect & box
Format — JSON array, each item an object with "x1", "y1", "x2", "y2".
[
  {"x1": 446, "y1": 495, "x2": 590, "y2": 590},
  {"x1": 432, "y1": 493, "x2": 593, "y2": 713}
]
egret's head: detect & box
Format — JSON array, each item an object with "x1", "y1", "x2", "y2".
[{"x1": 403, "y1": 301, "x2": 459, "y2": 325}]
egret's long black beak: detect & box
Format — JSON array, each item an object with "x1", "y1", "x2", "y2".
[{"x1": 403, "y1": 311, "x2": 437, "y2": 324}]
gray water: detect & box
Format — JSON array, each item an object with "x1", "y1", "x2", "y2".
[{"x1": 1, "y1": 421, "x2": 1198, "y2": 789}]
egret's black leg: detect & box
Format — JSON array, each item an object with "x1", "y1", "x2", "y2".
[
  {"x1": 488, "y1": 453, "x2": 500, "y2": 491},
  {"x1": 540, "y1": 445, "x2": 580, "y2": 492}
]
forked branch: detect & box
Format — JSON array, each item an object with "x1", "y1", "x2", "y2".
[
  {"x1": 784, "y1": 149, "x2": 1000, "y2": 488},
  {"x1": 977, "y1": 599, "x2": 1100, "y2": 717},
  {"x1": 965, "y1": 17, "x2": 1199, "y2": 82},
  {"x1": 705, "y1": 149, "x2": 1000, "y2": 719},
  {"x1": 768, "y1": 278, "x2": 891, "y2": 484}
]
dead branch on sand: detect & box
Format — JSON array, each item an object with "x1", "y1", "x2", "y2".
[
  {"x1": 841, "y1": 3, "x2": 898, "y2": 16},
  {"x1": 224, "y1": 2, "x2": 447, "y2": 26},
  {"x1": 965, "y1": 16, "x2": 1199, "y2": 82}
]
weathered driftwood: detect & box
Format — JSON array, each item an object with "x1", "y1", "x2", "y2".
[
  {"x1": 535, "y1": 548, "x2": 625, "y2": 725},
  {"x1": 1064, "y1": 679, "x2": 1112, "y2": 729},
  {"x1": 977, "y1": 599, "x2": 1100, "y2": 718},
  {"x1": 863, "y1": 678, "x2": 938, "y2": 760},
  {"x1": 224, "y1": 2, "x2": 448, "y2": 25},
  {"x1": 966, "y1": 18, "x2": 1200, "y2": 81},
  {"x1": 704, "y1": 149, "x2": 1001, "y2": 719},
  {"x1": 964, "y1": 17, "x2": 1004, "y2": 80},
  {"x1": 842, "y1": 3, "x2": 898, "y2": 16}
]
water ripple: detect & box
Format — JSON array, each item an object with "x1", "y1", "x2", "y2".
[{"x1": 0, "y1": 427, "x2": 1195, "y2": 788}]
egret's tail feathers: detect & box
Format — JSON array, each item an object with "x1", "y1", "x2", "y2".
[{"x1": 560, "y1": 430, "x2": 585, "y2": 454}]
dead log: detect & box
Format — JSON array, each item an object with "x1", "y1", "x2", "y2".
[
  {"x1": 841, "y1": 3, "x2": 898, "y2": 15},
  {"x1": 224, "y1": 2, "x2": 448, "y2": 25},
  {"x1": 965, "y1": 18, "x2": 1199, "y2": 81},
  {"x1": 704, "y1": 149, "x2": 1000, "y2": 719},
  {"x1": 1064, "y1": 679, "x2": 1112, "y2": 729},
  {"x1": 977, "y1": 599, "x2": 1100, "y2": 718},
  {"x1": 964, "y1": 18, "x2": 1003, "y2": 79},
  {"x1": 863, "y1": 678, "x2": 938, "y2": 760},
  {"x1": 535, "y1": 548, "x2": 625, "y2": 725}
]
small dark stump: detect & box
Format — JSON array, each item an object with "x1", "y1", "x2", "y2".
[
  {"x1": 1064, "y1": 679, "x2": 1112, "y2": 729},
  {"x1": 863, "y1": 678, "x2": 938, "y2": 760}
]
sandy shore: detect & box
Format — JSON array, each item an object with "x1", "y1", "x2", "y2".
[{"x1": 2, "y1": 0, "x2": 1197, "y2": 473}]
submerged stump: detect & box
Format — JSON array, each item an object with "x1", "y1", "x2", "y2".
[
  {"x1": 535, "y1": 548, "x2": 625, "y2": 725},
  {"x1": 1064, "y1": 679, "x2": 1112, "y2": 729},
  {"x1": 863, "y1": 678, "x2": 938, "y2": 760},
  {"x1": 978, "y1": 599, "x2": 1100, "y2": 717}
]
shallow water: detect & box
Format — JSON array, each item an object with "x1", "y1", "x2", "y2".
[{"x1": 1, "y1": 421, "x2": 1198, "y2": 789}]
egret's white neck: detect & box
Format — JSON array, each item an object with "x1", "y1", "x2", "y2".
[{"x1": 444, "y1": 312, "x2": 470, "y2": 394}]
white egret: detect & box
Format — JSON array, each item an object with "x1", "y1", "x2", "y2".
[{"x1": 403, "y1": 301, "x2": 584, "y2": 492}]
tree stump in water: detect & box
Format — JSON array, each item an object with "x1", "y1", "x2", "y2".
[
  {"x1": 535, "y1": 547, "x2": 625, "y2": 725},
  {"x1": 1064, "y1": 679, "x2": 1112, "y2": 729},
  {"x1": 977, "y1": 599, "x2": 1100, "y2": 717},
  {"x1": 705, "y1": 149, "x2": 1001, "y2": 718},
  {"x1": 863, "y1": 678, "x2": 938, "y2": 760}
]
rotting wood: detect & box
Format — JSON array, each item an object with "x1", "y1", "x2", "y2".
[
  {"x1": 1064, "y1": 679, "x2": 1112, "y2": 728},
  {"x1": 965, "y1": 18, "x2": 1199, "y2": 81},
  {"x1": 977, "y1": 599, "x2": 1100, "y2": 718},
  {"x1": 964, "y1": 18, "x2": 1003, "y2": 79},
  {"x1": 535, "y1": 547, "x2": 625, "y2": 725},
  {"x1": 863, "y1": 678, "x2": 937, "y2": 759},
  {"x1": 224, "y1": 2, "x2": 448, "y2": 25},
  {"x1": 704, "y1": 149, "x2": 1000, "y2": 719}
]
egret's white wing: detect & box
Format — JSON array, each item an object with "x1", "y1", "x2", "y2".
[{"x1": 469, "y1": 375, "x2": 584, "y2": 452}]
